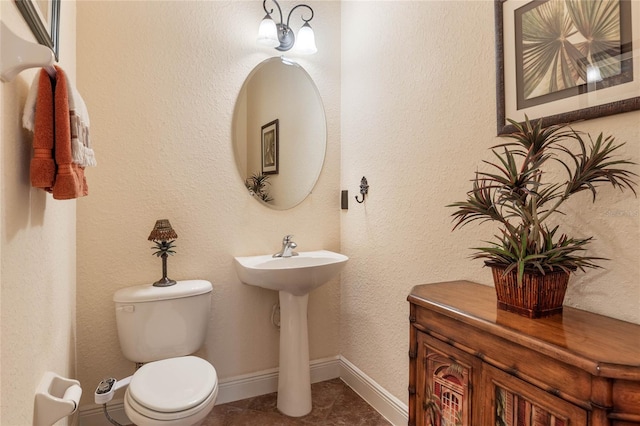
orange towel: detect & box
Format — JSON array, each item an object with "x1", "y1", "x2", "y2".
[
  {"x1": 30, "y1": 69, "x2": 55, "y2": 190},
  {"x1": 30, "y1": 66, "x2": 88, "y2": 199},
  {"x1": 52, "y1": 66, "x2": 87, "y2": 199}
]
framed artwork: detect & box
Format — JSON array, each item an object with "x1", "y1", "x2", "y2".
[
  {"x1": 261, "y1": 119, "x2": 279, "y2": 175},
  {"x1": 14, "y1": 0, "x2": 60, "y2": 60},
  {"x1": 495, "y1": 0, "x2": 640, "y2": 134}
]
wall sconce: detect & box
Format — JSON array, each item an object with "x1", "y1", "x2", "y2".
[
  {"x1": 148, "y1": 219, "x2": 178, "y2": 287},
  {"x1": 257, "y1": 0, "x2": 317, "y2": 54}
]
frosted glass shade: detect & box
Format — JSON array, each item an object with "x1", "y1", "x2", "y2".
[
  {"x1": 258, "y1": 15, "x2": 279, "y2": 48},
  {"x1": 295, "y1": 23, "x2": 317, "y2": 55}
]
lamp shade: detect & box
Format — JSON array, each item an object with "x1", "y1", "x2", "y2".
[
  {"x1": 258, "y1": 14, "x2": 279, "y2": 48},
  {"x1": 148, "y1": 219, "x2": 178, "y2": 241},
  {"x1": 295, "y1": 22, "x2": 317, "y2": 54}
]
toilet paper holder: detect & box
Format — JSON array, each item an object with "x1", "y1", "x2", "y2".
[{"x1": 34, "y1": 371, "x2": 82, "y2": 426}]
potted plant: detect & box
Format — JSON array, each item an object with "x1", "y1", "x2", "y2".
[
  {"x1": 245, "y1": 172, "x2": 273, "y2": 203},
  {"x1": 449, "y1": 117, "x2": 637, "y2": 318}
]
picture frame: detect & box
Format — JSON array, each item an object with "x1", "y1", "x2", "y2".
[
  {"x1": 261, "y1": 119, "x2": 279, "y2": 175},
  {"x1": 14, "y1": 0, "x2": 60, "y2": 61},
  {"x1": 495, "y1": 0, "x2": 640, "y2": 134}
]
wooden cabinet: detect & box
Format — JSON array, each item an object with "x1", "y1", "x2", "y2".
[{"x1": 408, "y1": 281, "x2": 640, "y2": 426}]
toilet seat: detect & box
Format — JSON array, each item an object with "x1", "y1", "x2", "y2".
[{"x1": 125, "y1": 356, "x2": 218, "y2": 423}]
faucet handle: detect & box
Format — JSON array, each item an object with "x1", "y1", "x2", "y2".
[{"x1": 283, "y1": 234, "x2": 294, "y2": 244}]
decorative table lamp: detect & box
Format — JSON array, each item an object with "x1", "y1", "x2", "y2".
[{"x1": 148, "y1": 219, "x2": 178, "y2": 287}]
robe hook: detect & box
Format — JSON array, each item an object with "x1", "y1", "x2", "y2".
[{"x1": 355, "y1": 176, "x2": 369, "y2": 203}]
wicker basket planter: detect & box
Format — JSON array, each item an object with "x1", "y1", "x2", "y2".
[{"x1": 489, "y1": 263, "x2": 570, "y2": 318}]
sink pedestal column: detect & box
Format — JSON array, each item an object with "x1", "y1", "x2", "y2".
[{"x1": 277, "y1": 291, "x2": 312, "y2": 417}]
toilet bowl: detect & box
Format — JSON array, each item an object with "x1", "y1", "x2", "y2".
[
  {"x1": 123, "y1": 356, "x2": 218, "y2": 426},
  {"x1": 109, "y1": 280, "x2": 218, "y2": 426}
]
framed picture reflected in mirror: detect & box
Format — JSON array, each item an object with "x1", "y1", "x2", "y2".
[
  {"x1": 261, "y1": 119, "x2": 279, "y2": 175},
  {"x1": 14, "y1": 0, "x2": 60, "y2": 60}
]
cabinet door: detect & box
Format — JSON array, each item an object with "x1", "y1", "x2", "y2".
[
  {"x1": 416, "y1": 332, "x2": 481, "y2": 425},
  {"x1": 482, "y1": 362, "x2": 588, "y2": 426}
]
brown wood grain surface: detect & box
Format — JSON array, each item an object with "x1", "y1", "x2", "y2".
[{"x1": 408, "y1": 281, "x2": 640, "y2": 426}]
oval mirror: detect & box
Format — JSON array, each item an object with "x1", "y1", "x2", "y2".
[{"x1": 232, "y1": 57, "x2": 326, "y2": 210}]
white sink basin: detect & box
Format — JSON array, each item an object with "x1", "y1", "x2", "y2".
[
  {"x1": 234, "y1": 250, "x2": 348, "y2": 296},
  {"x1": 234, "y1": 249, "x2": 348, "y2": 416}
]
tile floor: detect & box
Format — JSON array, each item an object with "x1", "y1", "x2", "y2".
[{"x1": 203, "y1": 378, "x2": 392, "y2": 425}]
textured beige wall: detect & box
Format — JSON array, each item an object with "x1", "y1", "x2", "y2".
[
  {"x1": 0, "y1": 2, "x2": 78, "y2": 425},
  {"x1": 340, "y1": 0, "x2": 640, "y2": 405},
  {"x1": 75, "y1": 1, "x2": 341, "y2": 409},
  {"x1": 67, "y1": 0, "x2": 639, "y2": 417}
]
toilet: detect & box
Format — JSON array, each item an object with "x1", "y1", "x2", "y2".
[{"x1": 113, "y1": 279, "x2": 218, "y2": 426}]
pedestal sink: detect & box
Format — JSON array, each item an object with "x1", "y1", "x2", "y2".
[{"x1": 233, "y1": 250, "x2": 348, "y2": 417}]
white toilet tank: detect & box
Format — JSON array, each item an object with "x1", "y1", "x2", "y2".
[{"x1": 113, "y1": 280, "x2": 212, "y2": 363}]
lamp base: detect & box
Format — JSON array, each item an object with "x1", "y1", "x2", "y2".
[{"x1": 153, "y1": 276, "x2": 177, "y2": 287}]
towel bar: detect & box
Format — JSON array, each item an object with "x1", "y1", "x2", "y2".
[{"x1": 1, "y1": 21, "x2": 56, "y2": 82}]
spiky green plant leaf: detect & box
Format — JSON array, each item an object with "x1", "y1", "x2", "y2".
[{"x1": 448, "y1": 116, "x2": 637, "y2": 284}]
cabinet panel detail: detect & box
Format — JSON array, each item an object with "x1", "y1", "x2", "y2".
[
  {"x1": 496, "y1": 385, "x2": 568, "y2": 426},
  {"x1": 417, "y1": 332, "x2": 478, "y2": 426},
  {"x1": 485, "y1": 363, "x2": 587, "y2": 426}
]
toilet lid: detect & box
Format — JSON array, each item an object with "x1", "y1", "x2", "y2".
[{"x1": 129, "y1": 356, "x2": 217, "y2": 413}]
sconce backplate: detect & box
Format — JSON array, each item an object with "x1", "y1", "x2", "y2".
[{"x1": 276, "y1": 23, "x2": 295, "y2": 51}]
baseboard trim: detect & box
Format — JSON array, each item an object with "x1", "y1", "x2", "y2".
[
  {"x1": 338, "y1": 356, "x2": 408, "y2": 426},
  {"x1": 78, "y1": 399, "x2": 128, "y2": 426},
  {"x1": 79, "y1": 356, "x2": 407, "y2": 426},
  {"x1": 215, "y1": 355, "x2": 341, "y2": 404}
]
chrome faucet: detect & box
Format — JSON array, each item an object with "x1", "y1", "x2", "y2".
[{"x1": 273, "y1": 235, "x2": 299, "y2": 258}]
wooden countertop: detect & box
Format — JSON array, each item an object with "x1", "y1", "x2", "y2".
[{"x1": 408, "y1": 281, "x2": 640, "y2": 380}]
